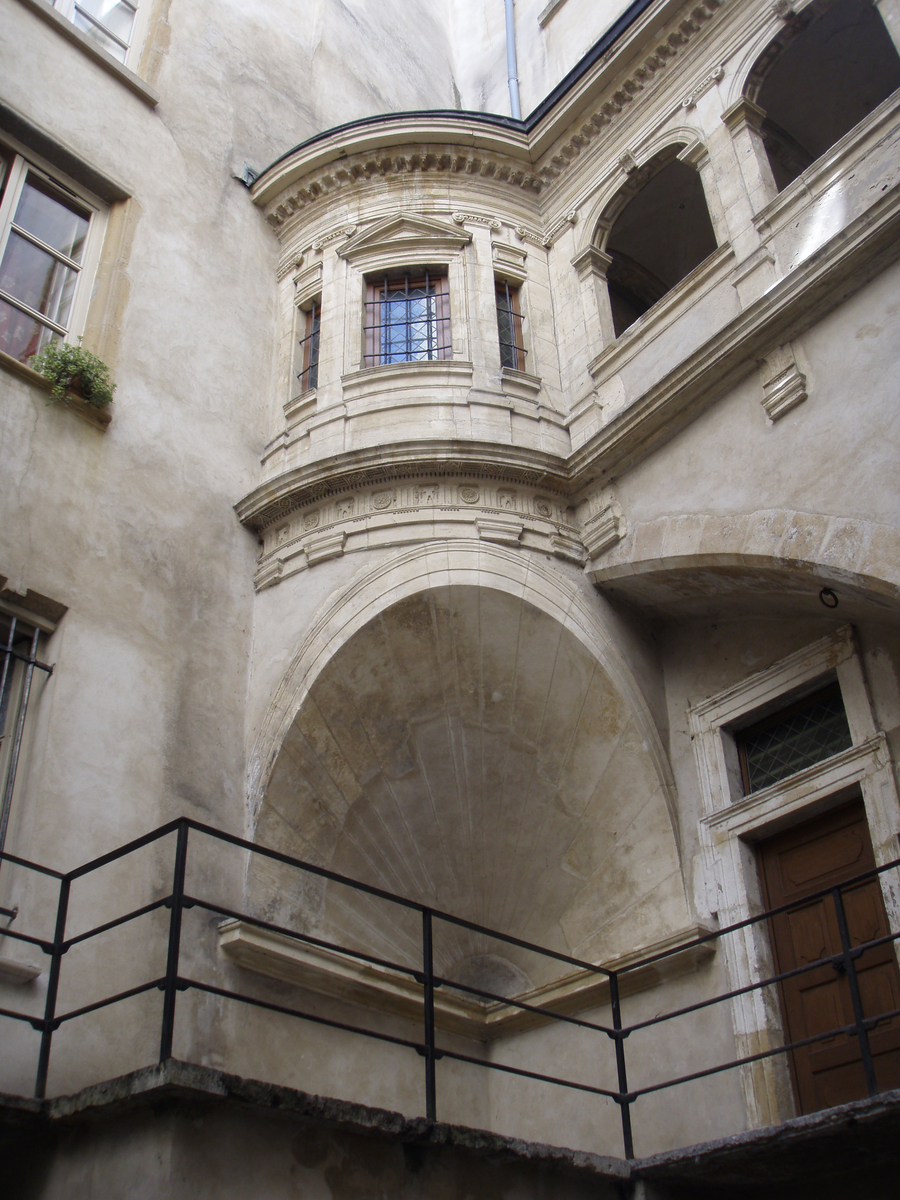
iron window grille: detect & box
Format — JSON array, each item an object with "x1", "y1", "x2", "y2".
[
  {"x1": 297, "y1": 299, "x2": 320, "y2": 393},
  {"x1": 736, "y1": 682, "x2": 853, "y2": 795},
  {"x1": 0, "y1": 613, "x2": 52, "y2": 862},
  {"x1": 364, "y1": 271, "x2": 451, "y2": 366},
  {"x1": 495, "y1": 280, "x2": 526, "y2": 371}
]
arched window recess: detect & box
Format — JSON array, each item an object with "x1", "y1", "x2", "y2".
[
  {"x1": 744, "y1": 0, "x2": 900, "y2": 192},
  {"x1": 590, "y1": 146, "x2": 719, "y2": 340}
]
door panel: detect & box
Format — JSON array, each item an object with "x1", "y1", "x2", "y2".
[{"x1": 757, "y1": 800, "x2": 900, "y2": 1114}]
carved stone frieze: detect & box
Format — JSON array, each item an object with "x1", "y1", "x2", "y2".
[
  {"x1": 252, "y1": 472, "x2": 580, "y2": 590},
  {"x1": 682, "y1": 64, "x2": 724, "y2": 109},
  {"x1": 514, "y1": 225, "x2": 549, "y2": 248},
  {"x1": 265, "y1": 152, "x2": 544, "y2": 228},
  {"x1": 311, "y1": 225, "x2": 357, "y2": 250},
  {"x1": 241, "y1": 455, "x2": 568, "y2": 533},
  {"x1": 542, "y1": 211, "x2": 578, "y2": 247}
]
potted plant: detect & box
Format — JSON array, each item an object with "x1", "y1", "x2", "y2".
[{"x1": 30, "y1": 338, "x2": 116, "y2": 409}]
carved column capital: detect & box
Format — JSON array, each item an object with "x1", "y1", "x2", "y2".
[{"x1": 571, "y1": 245, "x2": 613, "y2": 280}]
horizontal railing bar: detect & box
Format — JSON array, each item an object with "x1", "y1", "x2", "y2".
[
  {"x1": 183, "y1": 820, "x2": 424, "y2": 913},
  {"x1": 65, "y1": 821, "x2": 183, "y2": 881},
  {"x1": 0, "y1": 851, "x2": 66, "y2": 879},
  {"x1": 435, "y1": 974, "x2": 616, "y2": 1036},
  {"x1": 183, "y1": 819, "x2": 614, "y2": 977},
  {"x1": 0, "y1": 645, "x2": 53, "y2": 673},
  {"x1": 62, "y1": 897, "x2": 170, "y2": 951},
  {"x1": 179, "y1": 977, "x2": 428, "y2": 1054},
  {"x1": 628, "y1": 1004, "x2": 900, "y2": 1101},
  {"x1": 0, "y1": 927, "x2": 52, "y2": 952},
  {"x1": 439, "y1": 1046, "x2": 621, "y2": 1101},
  {"x1": 617, "y1": 852, "x2": 900, "y2": 978},
  {"x1": 622, "y1": 927, "x2": 900, "y2": 1036},
  {"x1": 53, "y1": 980, "x2": 165, "y2": 1025},
  {"x1": 188, "y1": 896, "x2": 423, "y2": 981},
  {"x1": 0, "y1": 1004, "x2": 45, "y2": 1027},
  {"x1": 431, "y1": 910, "x2": 615, "y2": 978}
]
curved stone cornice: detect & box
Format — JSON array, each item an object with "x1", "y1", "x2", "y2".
[
  {"x1": 254, "y1": 131, "x2": 543, "y2": 228},
  {"x1": 250, "y1": 0, "x2": 729, "y2": 227},
  {"x1": 236, "y1": 443, "x2": 571, "y2": 533}
]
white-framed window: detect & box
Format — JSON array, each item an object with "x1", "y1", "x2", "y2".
[
  {"x1": 0, "y1": 140, "x2": 105, "y2": 365},
  {"x1": 53, "y1": 0, "x2": 141, "y2": 66}
]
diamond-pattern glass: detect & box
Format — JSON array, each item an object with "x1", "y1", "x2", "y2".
[{"x1": 741, "y1": 689, "x2": 852, "y2": 793}]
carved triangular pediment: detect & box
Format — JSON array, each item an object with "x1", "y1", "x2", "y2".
[{"x1": 338, "y1": 212, "x2": 471, "y2": 267}]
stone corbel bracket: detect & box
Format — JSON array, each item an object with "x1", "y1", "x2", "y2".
[
  {"x1": 582, "y1": 501, "x2": 627, "y2": 563},
  {"x1": 759, "y1": 342, "x2": 808, "y2": 422}
]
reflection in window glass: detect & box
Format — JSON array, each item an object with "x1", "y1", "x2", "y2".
[
  {"x1": 15, "y1": 180, "x2": 88, "y2": 262},
  {"x1": 65, "y1": 0, "x2": 138, "y2": 63},
  {"x1": 0, "y1": 165, "x2": 93, "y2": 364}
]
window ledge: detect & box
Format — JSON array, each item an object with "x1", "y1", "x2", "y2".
[
  {"x1": 0, "y1": 955, "x2": 42, "y2": 985},
  {"x1": 284, "y1": 388, "x2": 317, "y2": 428},
  {"x1": 587, "y1": 243, "x2": 736, "y2": 386},
  {"x1": 15, "y1": 0, "x2": 159, "y2": 108},
  {"x1": 1, "y1": 349, "x2": 113, "y2": 430},
  {"x1": 752, "y1": 87, "x2": 900, "y2": 242},
  {"x1": 500, "y1": 366, "x2": 542, "y2": 398},
  {"x1": 342, "y1": 359, "x2": 474, "y2": 401}
]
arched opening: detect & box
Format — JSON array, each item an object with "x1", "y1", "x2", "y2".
[
  {"x1": 604, "y1": 157, "x2": 718, "y2": 337},
  {"x1": 749, "y1": 0, "x2": 900, "y2": 191},
  {"x1": 251, "y1": 585, "x2": 689, "y2": 991}
]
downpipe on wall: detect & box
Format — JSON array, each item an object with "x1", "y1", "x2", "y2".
[{"x1": 505, "y1": 0, "x2": 522, "y2": 119}]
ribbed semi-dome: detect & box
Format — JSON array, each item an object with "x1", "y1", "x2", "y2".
[{"x1": 253, "y1": 585, "x2": 690, "y2": 988}]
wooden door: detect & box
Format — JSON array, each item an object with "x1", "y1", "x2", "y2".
[{"x1": 757, "y1": 800, "x2": 900, "y2": 1114}]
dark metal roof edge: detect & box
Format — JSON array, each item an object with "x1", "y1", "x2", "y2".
[{"x1": 254, "y1": 0, "x2": 658, "y2": 187}]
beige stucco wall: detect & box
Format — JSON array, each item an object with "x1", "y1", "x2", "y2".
[{"x1": 2, "y1": 0, "x2": 899, "y2": 1170}]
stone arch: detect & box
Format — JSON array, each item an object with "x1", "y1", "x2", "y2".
[
  {"x1": 246, "y1": 543, "x2": 694, "y2": 987},
  {"x1": 740, "y1": 0, "x2": 900, "y2": 190},
  {"x1": 585, "y1": 144, "x2": 718, "y2": 337}
]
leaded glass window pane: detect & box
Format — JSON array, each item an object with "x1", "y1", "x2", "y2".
[{"x1": 738, "y1": 684, "x2": 852, "y2": 794}]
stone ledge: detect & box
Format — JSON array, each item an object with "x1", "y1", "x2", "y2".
[
  {"x1": 218, "y1": 919, "x2": 715, "y2": 1039},
  {"x1": 4, "y1": 1060, "x2": 899, "y2": 1197},
  {"x1": 14, "y1": 0, "x2": 159, "y2": 107},
  {"x1": 635, "y1": 1088, "x2": 900, "y2": 1192},
  {"x1": 2, "y1": 1058, "x2": 631, "y2": 1182},
  {"x1": 0, "y1": 349, "x2": 113, "y2": 430}
]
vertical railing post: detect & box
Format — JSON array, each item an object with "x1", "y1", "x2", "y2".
[
  {"x1": 609, "y1": 972, "x2": 634, "y2": 1159},
  {"x1": 421, "y1": 907, "x2": 437, "y2": 1122},
  {"x1": 832, "y1": 884, "x2": 878, "y2": 1096},
  {"x1": 159, "y1": 820, "x2": 189, "y2": 1063},
  {"x1": 34, "y1": 873, "x2": 70, "y2": 1099}
]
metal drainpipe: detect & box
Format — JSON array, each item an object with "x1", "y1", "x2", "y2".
[{"x1": 504, "y1": 0, "x2": 522, "y2": 120}]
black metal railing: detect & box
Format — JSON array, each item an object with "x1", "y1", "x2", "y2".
[{"x1": 0, "y1": 816, "x2": 898, "y2": 1159}]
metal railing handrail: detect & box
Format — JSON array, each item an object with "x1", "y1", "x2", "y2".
[{"x1": 0, "y1": 816, "x2": 897, "y2": 1160}]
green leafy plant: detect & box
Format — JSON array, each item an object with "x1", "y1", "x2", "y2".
[{"x1": 30, "y1": 338, "x2": 116, "y2": 409}]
